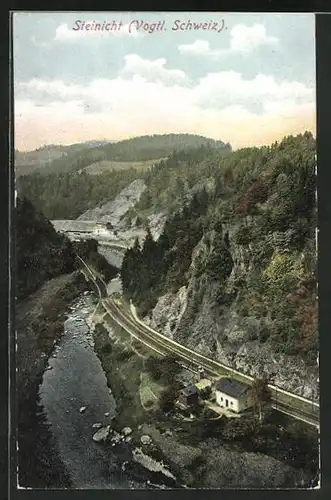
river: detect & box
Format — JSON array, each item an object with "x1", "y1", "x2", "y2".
[{"x1": 39, "y1": 293, "x2": 145, "y2": 489}]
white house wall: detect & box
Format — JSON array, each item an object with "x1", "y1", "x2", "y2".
[
  {"x1": 215, "y1": 391, "x2": 240, "y2": 413},
  {"x1": 215, "y1": 390, "x2": 252, "y2": 413}
]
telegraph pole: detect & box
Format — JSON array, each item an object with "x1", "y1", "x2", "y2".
[
  {"x1": 275, "y1": 385, "x2": 277, "y2": 410},
  {"x1": 271, "y1": 374, "x2": 277, "y2": 409},
  {"x1": 311, "y1": 389, "x2": 314, "y2": 413}
]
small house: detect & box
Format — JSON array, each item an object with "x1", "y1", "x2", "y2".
[
  {"x1": 195, "y1": 378, "x2": 212, "y2": 399},
  {"x1": 178, "y1": 385, "x2": 199, "y2": 407},
  {"x1": 214, "y1": 378, "x2": 252, "y2": 413}
]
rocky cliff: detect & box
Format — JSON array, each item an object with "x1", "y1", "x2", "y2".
[
  {"x1": 145, "y1": 229, "x2": 318, "y2": 400},
  {"x1": 78, "y1": 179, "x2": 147, "y2": 227}
]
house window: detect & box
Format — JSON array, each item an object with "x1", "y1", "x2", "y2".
[
  {"x1": 230, "y1": 401, "x2": 233, "y2": 406},
  {"x1": 221, "y1": 397, "x2": 223, "y2": 401}
]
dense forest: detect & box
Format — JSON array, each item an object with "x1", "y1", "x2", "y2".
[
  {"x1": 96, "y1": 133, "x2": 229, "y2": 162},
  {"x1": 121, "y1": 132, "x2": 317, "y2": 360},
  {"x1": 16, "y1": 197, "x2": 78, "y2": 300},
  {"x1": 17, "y1": 139, "x2": 231, "y2": 220},
  {"x1": 15, "y1": 141, "x2": 110, "y2": 175},
  {"x1": 16, "y1": 197, "x2": 117, "y2": 300},
  {"x1": 16, "y1": 133, "x2": 230, "y2": 177},
  {"x1": 17, "y1": 168, "x2": 143, "y2": 220}
]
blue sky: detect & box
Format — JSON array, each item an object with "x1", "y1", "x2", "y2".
[{"x1": 13, "y1": 12, "x2": 316, "y2": 151}]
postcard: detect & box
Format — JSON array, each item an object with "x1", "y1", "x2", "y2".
[{"x1": 13, "y1": 11, "x2": 319, "y2": 490}]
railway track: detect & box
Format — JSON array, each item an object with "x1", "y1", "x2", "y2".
[
  {"x1": 79, "y1": 256, "x2": 320, "y2": 428},
  {"x1": 105, "y1": 298, "x2": 319, "y2": 427}
]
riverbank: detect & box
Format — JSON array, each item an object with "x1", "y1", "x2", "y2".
[
  {"x1": 92, "y1": 320, "x2": 190, "y2": 487},
  {"x1": 16, "y1": 271, "x2": 90, "y2": 488},
  {"x1": 92, "y1": 312, "x2": 319, "y2": 489}
]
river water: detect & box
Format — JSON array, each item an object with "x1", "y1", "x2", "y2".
[{"x1": 39, "y1": 293, "x2": 145, "y2": 489}]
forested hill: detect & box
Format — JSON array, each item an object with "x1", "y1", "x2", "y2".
[
  {"x1": 121, "y1": 131, "x2": 317, "y2": 361},
  {"x1": 96, "y1": 133, "x2": 229, "y2": 162},
  {"x1": 15, "y1": 141, "x2": 111, "y2": 176},
  {"x1": 16, "y1": 197, "x2": 78, "y2": 300},
  {"x1": 17, "y1": 167, "x2": 144, "y2": 220},
  {"x1": 16, "y1": 197, "x2": 117, "y2": 301},
  {"x1": 16, "y1": 133, "x2": 230, "y2": 177},
  {"x1": 17, "y1": 141, "x2": 231, "y2": 220}
]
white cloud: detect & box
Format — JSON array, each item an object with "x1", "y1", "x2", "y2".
[
  {"x1": 230, "y1": 24, "x2": 278, "y2": 52},
  {"x1": 17, "y1": 65, "x2": 314, "y2": 115},
  {"x1": 15, "y1": 98, "x2": 85, "y2": 116},
  {"x1": 121, "y1": 54, "x2": 187, "y2": 84},
  {"x1": 178, "y1": 40, "x2": 212, "y2": 56},
  {"x1": 193, "y1": 71, "x2": 313, "y2": 109},
  {"x1": 178, "y1": 23, "x2": 279, "y2": 57},
  {"x1": 54, "y1": 21, "x2": 142, "y2": 42},
  {"x1": 178, "y1": 40, "x2": 220, "y2": 57},
  {"x1": 15, "y1": 59, "x2": 315, "y2": 151},
  {"x1": 19, "y1": 79, "x2": 84, "y2": 98}
]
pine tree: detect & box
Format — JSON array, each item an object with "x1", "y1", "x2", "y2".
[{"x1": 250, "y1": 377, "x2": 271, "y2": 423}]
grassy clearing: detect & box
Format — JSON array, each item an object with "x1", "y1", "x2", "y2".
[
  {"x1": 93, "y1": 314, "x2": 172, "y2": 427},
  {"x1": 139, "y1": 371, "x2": 166, "y2": 411},
  {"x1": 84, "y1": 157, "x2": 167, "y2": 175}
]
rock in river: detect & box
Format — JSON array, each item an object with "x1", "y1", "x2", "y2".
[
  {"x1": 92, "y1": 423, "x2": 103, "y2": 429},
  {"x1": 122, "y1": 427, "x2": 132, "y2": 436},
  {"x1": 92, "y1": 425, "x2": 111, "y2": 443},
  {"x1": 140, "y1": 435, "x2": 152, "y2": 446}
]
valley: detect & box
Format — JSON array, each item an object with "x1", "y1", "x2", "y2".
[{"x1": 15, "y1": 131, "x2": 319, "y2": 489}]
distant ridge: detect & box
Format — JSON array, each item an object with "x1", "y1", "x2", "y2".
[{"x1": 16, "y1": 133, "x2": 231, "y2": 176}]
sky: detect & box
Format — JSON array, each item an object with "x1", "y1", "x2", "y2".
[{"x1": 13, "y1": 12, "x2": 316, "y2": 151}]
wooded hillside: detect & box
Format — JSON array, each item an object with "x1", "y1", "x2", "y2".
[
  {"x1": 17, "y1": 133, "x2": 230, "y2": 177},
  {"x1": 121, "y1": 132, "x2": 317, "y2": 360},
  {"x1": 17, "y1": 136, "x2": 231, "y2": 220}
]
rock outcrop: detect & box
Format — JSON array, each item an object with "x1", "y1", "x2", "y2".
[
  {"x1": 140, "y1": 435, "x2": 153, "y2": 446},
  {"x1": 146, "y1": 230, "x2": 319, "y2": 399},
  {"x1": 77, "y1": 179, "x2": 147, "y2": 228},
  {"x1": 92, "y1": 425, "x2": 111, "y2": 443}
]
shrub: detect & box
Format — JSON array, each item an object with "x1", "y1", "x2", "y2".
[
  {"x1": 234, "y1": 225, "x2": 252, "y2": 246},
  {"x1": 101, "y1": 343, "x2": 112, "y2": 354},
  {"x1": 205, "y1": 242, "x2": 233, "y2": 281},
  {"x1": 158, "y1": 380, "x2": 182, "y2": 413},
  {"x1": 145, "y1": 356, "x2": 162, "y2": 381},
  {"x1": 222, "y1": 416, "x2": 258, "y2": 441},
  {"x1": 144, "y1": 399, "x2": 155, "y2": 409},
  {"x1": 158, "y1": 386, "x2": 177, "y2": 413},
  {"x1": 235, "y1": 178, "x2": 269, "y2": 216},
  {"x1": 145, "y1": 355, "x2": 181, "y2": 383},
  {"x1": 115, "y1": 348, "x2": 133, "y2": 361}
]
